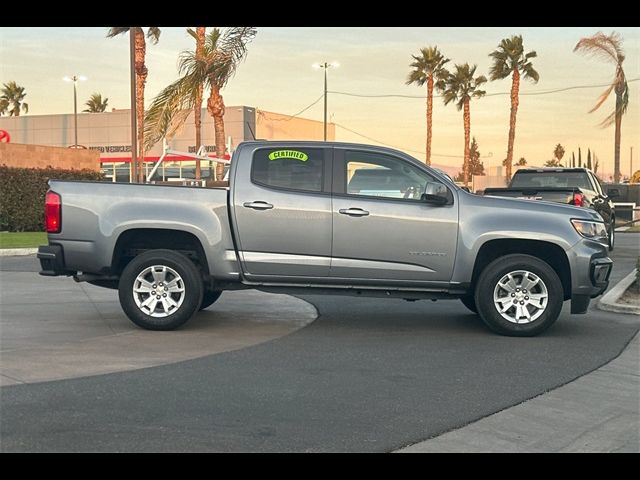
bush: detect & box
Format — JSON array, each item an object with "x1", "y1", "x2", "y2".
[{"x1": 0, "y1": 165, "x2": 105, "y2": 232}]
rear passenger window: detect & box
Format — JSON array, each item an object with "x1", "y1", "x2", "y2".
[{"x1": 251, "y1": 148, "x2": 324, "y2": 192}]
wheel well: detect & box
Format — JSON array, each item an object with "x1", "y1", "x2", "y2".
[
  {"x1": 471, "y1": 239, "x2": 571, "y2": 300},
  {"x1": 111, "y1": 229, "x2": 209, "y2": 277}
]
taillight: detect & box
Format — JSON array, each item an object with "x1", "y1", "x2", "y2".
[
  {"x1": 573, "y1": 192, "x2": 584, "y2": 207},
  {"x1": 45, "y1": 191, "x2": 61, "y2": 233}
]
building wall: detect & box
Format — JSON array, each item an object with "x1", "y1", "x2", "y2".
[
  {"x1": 0, "y1": 106, "x2": 329, "y2": 163},
  {"x1": 0, "y1": 142, "x2": 100, "y2": 170}
]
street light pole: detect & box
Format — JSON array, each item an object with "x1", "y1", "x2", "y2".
[
  {"x1": 63, "y1": 75, "x2": 86, "y2": 148},
  {"x1": 314, "y1": 62, "x2": 338, "y2": 141}
]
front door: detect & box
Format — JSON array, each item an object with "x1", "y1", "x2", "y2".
[
  {"x1": 330, "y1": 148, "x2": 458, "y2": 285},
  {"x1": 232, "y1": 145, "x2": 332, "y2": 280}
]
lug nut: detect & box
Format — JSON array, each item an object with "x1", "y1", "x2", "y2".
[
  {"x1": 156, "y1": 295, "x2": 161, "y2": 299},
  {"x1": 152, "y1": 284, "x2": 157, "y2": 288},
  {"x1": 520, "y1": 301, "x2": 525, "y2": 305},
  {"x1": 516, "y1": 288, "x2": 520, "y2": 292},
  {"x1": 511, "y1": 293, "x2": 516, "y2": 297},
  {"x1": 525, "y1": 296, "x2": 529, "y2": 300},
  {"x1": 164, "y1": 287, "x2": 168, "y2": 291},
  {"x1": 152, "y1": 291, "x2": 156, "y2": 295},
  {"x1": 163, "y1": 293, "x2": 167, "y2": 297}
]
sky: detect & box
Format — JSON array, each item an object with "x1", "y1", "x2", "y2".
[{"x1": 1, "y1": 27, "x2": 639, "y2": 178}]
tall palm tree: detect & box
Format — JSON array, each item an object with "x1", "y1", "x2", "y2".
[
  {"x1": 1, "y1": 81, "x2": 29, "y2": 116},
  {"x1": 515, "y1": 157, "x2": 527, "y2": 166},
  {"x1": 489, "y1": 35, "x2": 539, "y2": 182},
  {"x1": 145, "y1": 27, "x2": 257, "y2": 179},
  {"x1": 441, "y1": 64, "x2": 487, "y2": 186},
  {"x1": 574, "y1": 31, "x2": 629, "y2": 183},
  {"x1": 192, "y1": 27, "x2": 206, "y2": 179},
  {"x1": 406, "y1": 47, "x2": 449, "y2": 165},
  {"x1": 83, "y1": 93, "x2": 109, "y2": 113},
  {"x1": 107, "y1": 27, "x2": 161, "y2": 181}
]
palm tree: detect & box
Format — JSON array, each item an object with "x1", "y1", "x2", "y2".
[
  {"x1": 83, "y1": 93, "x2": 109, "y2": 113},
  {"x1": 515, "y1": 157, "x2": 527, "y2": 166},
  {"x1": 145, "y1": 27, "x2": 257, "y2": 180},
  {"x1": 1, "y1": 81, "x2": 29, "y2": 116},
  {"x1": 489, "y1": 35, "x2": 539, "y2": 182},
  {"x1": 406, "y1": 47, "x2": 449, "y2": 165},
  {"x1": 107, "y1": 27, "x2": 161, "y2": 181},
  {"x1": 441, "y1": 64, "x2": 487, "y2": 186},
  {"x1": 192, "y1": 27, "x2": 206, "y2": 179},
  {"x1": 574, "y1": 31, "x2": 629, "y2": 183},
  {"x1": 553, "y1": 143, "x2": 565, "y2": 163}
]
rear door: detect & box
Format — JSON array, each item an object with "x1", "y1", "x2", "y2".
[{"x1": 231, "y1": 145, "x2": 333, "y2": 280}]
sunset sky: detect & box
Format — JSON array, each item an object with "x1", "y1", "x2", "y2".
[{"x1": 2, "y1": 27, "x2": 638, "y2": 178}]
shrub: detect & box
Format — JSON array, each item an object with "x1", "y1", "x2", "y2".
[{"x1": 0, "y1": 165, "x2": 105, "y2": 232}]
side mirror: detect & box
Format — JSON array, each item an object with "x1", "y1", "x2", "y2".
[
  {"x1": 607, "y1": 188, "x2": 620, "y2": 199},
  {"x1": 422, "y1": 182, "x2": 449, "y2": 205}
]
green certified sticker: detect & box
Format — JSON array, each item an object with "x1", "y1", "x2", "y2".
[{"x1": 268, "y1": 150, "x2": 309, "y2": 162}]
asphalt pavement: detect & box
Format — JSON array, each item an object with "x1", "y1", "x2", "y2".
[{"x1": 0, "y1": 235, "x2": 638, "y2": 452}]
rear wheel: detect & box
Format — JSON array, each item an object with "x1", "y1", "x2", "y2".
[
  {"x1": 118, "y1": 249, "x2": 203, "y2": 330},
  {"x1": 200, "y1": 290, "x2": 222, "y2": 310},
  {"x1": 474, "y1": 254, "x2": 563, "y2": 337}
]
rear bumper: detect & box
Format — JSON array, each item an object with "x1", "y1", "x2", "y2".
[{"x1": 37, "y1": 244, "x2": 70, "y2": 276}]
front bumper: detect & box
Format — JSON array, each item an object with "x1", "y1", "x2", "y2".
[
  {"x1": 37, "y1": 244, "x2": 70, "y2": 276},
  {"x1": 570, "y1": 247, "x2": 612, "y2": 314}
]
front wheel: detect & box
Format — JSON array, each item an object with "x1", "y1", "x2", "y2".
[
  {"x1": 118, "y1": 249, "x2": 204, "y2": 330},
  {"x1": 474, "y1": 254, "x2": 564, "y2": 337}
]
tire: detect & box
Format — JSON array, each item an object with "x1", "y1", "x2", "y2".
[
  {"x1": 200, "y1": 290, "x2": 222, "y2": 311},
  {"x1": 474, "y1": 254, "x2": 564, "y2": 337},
  {"x1": 459, "y1": 294, "x2": 478, "y2": 314},
  {"x1": 118, "y1": 249, "x2": 204, "y2": 331},
  {"x1": 608, "y1": 220, "x2": 615, "y2": 251}
]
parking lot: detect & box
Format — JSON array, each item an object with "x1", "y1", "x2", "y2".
[{"x1": 0, "y1": 235, "x2": 638, "y2": 452}]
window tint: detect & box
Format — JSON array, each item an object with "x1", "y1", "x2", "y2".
[
  {"x1": 345, "y1": 151, "x2": 436, "y2": 201},
  {"x1": 252, "y1": 148, "x2": 323, "y2": 192}
]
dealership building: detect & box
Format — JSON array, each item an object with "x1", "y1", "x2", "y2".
[{"x1": 0, "y1": 106, "x2": 335, "y2": 181}]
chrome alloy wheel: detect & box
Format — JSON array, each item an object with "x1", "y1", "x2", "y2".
[
  {"x1": 493, "y1": 270, "x2": 549, "y2": 324},
  {"x1": 133, "y1": 265, "x2": 185, "y2": 318}
]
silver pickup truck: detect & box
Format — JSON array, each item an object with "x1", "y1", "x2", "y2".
[{"x1": 37, "y1": 141, "x2": 612, "y2": 336}]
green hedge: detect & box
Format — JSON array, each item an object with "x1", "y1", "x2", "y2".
[{"x1": 0, "y1": 165, "x2": 105, "y2": 232}]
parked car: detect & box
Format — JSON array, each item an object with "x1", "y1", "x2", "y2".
[
  {"x1": 484, "y1": 168, "x2": 616, "y2": 250},
  {"x1": 37, "y1": 142, "x2": 612, "y2": 337}
]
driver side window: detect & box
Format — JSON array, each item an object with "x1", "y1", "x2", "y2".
[{"x1": 345, "y1": 151, "x2": 435, "y2": 201}]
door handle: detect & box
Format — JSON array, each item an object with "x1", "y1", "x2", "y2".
[
  {"x1": 339, "y1": 208, "x2": 369, "y2": 217},
  {"x1": 243, "y1": 201, "x2": 274, "y2": 210}
]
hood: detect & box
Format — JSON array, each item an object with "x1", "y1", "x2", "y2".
[{"x1": 466, "y1": 191, "x2": 603, "y2": 221}]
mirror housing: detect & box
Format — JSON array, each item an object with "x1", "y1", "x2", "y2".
[{"x1": 422, "y1": 182, "x2": 449, "y2": 205}]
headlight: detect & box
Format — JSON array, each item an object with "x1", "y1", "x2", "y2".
[{"x1": 571, "y1": 219, "x2": 608, "y2": 243}]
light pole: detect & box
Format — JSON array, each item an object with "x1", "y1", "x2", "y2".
[
  {"x1": 313, "y1": 62, "x2": 338, "y2": 141},
  {"x1": 63, "y1": 75, "x2": 87, "y2": 147}
]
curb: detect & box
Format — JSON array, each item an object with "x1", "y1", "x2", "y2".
[
  {"x1": 0, "y1": 248, "x2": 38, "y2": 257},
  {"x1": 598, "y1": 269, "x2": 640, "y2": 315}
]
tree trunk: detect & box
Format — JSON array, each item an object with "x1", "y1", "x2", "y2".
[
  {"x1": 194, "y1": 27, "x2": 205, "y2": 180},
  {"x1": 426, "y1": 75, "x2": 433, "y2": 166},
  {"x1": 463, "y1": 99, "x2": 471, "y2": 187},
  {"x1": 208, "y1": 86, "x2": 226, "y2": 180},
  {"x1": 505, "y1": 69, "x2": 520, "y2": 182},
  {"x1": 614, "y1": 92, "x2": 622, "y2": 183},
  {"x1": 134, "y1": 27, "x2": 147, "y2": 183}
]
